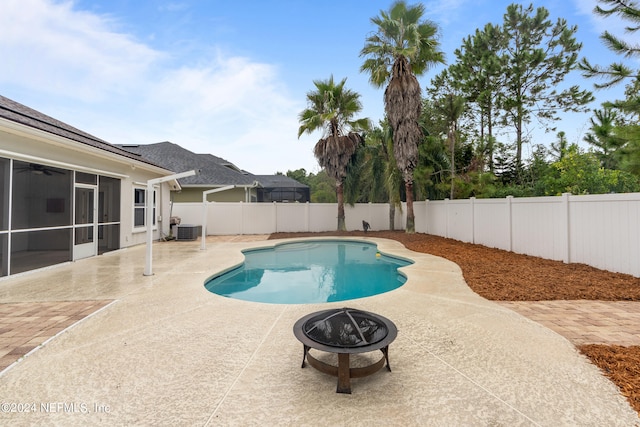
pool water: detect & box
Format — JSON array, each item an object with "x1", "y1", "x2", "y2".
[{"x1": 204, "y1": 240, "x2": 413, "y2": 304}]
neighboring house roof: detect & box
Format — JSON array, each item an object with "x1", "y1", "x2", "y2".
[
  {"x1": 0, "y1": 94, "x2": 159, "y2": 167},
  {"x1": 117, "y1": 141, "x2": 259, "y2": 186},
  {"x1": 254, "y1": 174, "x2": 309, "y2": 189}
]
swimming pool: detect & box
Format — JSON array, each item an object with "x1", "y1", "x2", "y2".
[{"x1": 204, "y1": 240, "x2": 413, "y2": 304}]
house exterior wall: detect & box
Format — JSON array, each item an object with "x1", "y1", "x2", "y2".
[
  {"x1": 1, "y1": 122, "x2": 174, "y2": 276},
  {"x1": 1, "y1": 129, "x2": 172, "y2": 245}
]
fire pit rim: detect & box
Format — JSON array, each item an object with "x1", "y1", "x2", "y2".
[{"x1": 293, "y1": 307, "x2": 397, "y2": 354}]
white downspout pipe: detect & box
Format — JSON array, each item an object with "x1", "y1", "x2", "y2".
[{"x1": 144, "y1": 169, "x2": 200, "y2": 276}]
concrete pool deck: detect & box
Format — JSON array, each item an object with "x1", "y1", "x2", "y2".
[{"x1": 0, "y1": 236, "x2": 637, "y2": 426}]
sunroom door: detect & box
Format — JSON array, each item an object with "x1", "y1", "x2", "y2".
[{"x1": 74, "y1": 185, "x2": 97, "y2": 260}]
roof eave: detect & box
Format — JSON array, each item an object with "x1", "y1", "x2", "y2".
[{"x1": 0, "y1": 117, "x2": 174, "y2": 176}]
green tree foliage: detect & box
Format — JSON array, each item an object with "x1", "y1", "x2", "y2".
[
  {"x1": 293, "y1": 1, "x2": 638, "y2": 205},
  {"x1": 500, "y1": 4, "x2": 594, "y2": 169},
  {"x1": 351, "y1": 121, "x2": 405, "y2": 229},
  {"x1": 542, "y1": 144, "x2": 639, "y2": 195},
  {"x1": 583, "y1": 108, "x2": 626, "y2": 169},
  {"x1": 435, "y1": 93, "x2": 466, "y2": 198},
  {"x1": 448, "y1": 23, "x2": 504, "y2": 171},
  {"x1": 436, "y1": 3, "x2": 593, "y2": 179},
  {"x1": 284, "y1": 168, "x2": 310, "y2": 187},
  {"x1": 412, "y1": 99, "x2": 449, "y2": 200},
  {"x1": 579, "y1": 0, "x2": 640, "y2": 88},
  {"x1": 413, "y1": 141, "x2": 450, "y2": 201},
  {"x1": 309, "y1": 171, "x2": 338, "y2": 203},
  {"x1": 360, "y1": 0, "x2": 445, "y2": 232},
  {"x1": 298, "y1": 76, "x2": 369, "y2": 230},
  {"x1": 550, "y1": 131, "x2": 569, "y2": 161},
  {"x1": 491, "y1": 142, "x2": 515, "y2": 185},
  {"x1": 580, "y1": 1, "x2": 640, "y2": 178},
  {"x1": 615, "y1": 125, "x2": 640, "y2": 175}
]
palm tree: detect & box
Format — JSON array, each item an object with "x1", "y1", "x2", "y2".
[
  {"x1": 360, "y1": 0, "x2": 445, "y2": 232},
  {"x1": 298, "y1": 76, "x2": 370, "y2": 231}
]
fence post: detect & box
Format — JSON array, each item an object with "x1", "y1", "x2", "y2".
[
  {"x1": 507, "y1": 196, "x2": 513, "y2": 252},
  {"x1": 305, "y1": 202, "x2": 310, "y2": 232},
  {"x1": 272, "y1": 202, "x2": 277, "y2": 234},
  {"x1": 445, "y1": 198, "x2": 450, "y2": 239},
  {"x1": 562, "y1": 192, "x2": 571, "y2": 264},
  {"x1": 425, "y1": 199, "x2": 429, "y2": 235},
  {"x1": 239, "y1": 202, "x2": 244, "y2": 235},
  {"x1": 470, "y1": 197, "x2": 476, "y2": 244}
]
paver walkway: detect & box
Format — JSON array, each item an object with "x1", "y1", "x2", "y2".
[
  {"x1": 498, "y1": 300, "x2": 640, "y2": 346},
  {"x1": 0, "y1": 301, "x2": 113, "y2": 372}
]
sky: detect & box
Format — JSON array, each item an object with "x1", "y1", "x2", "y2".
[{"x1": 0, "y1": 0, "x2": 635, "y2": 174}]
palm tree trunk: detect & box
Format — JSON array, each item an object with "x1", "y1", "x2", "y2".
[
  {"x1": 405, "y1": 180, "x2": 415, "y2": 233},
  {"x1": 336, "y1": 181, "x2": 346, "y2": 231},
  {"x1": 389, "y1": 202, "x2": 396, "y2": 231}
]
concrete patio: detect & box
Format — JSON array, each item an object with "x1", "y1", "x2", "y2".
[{"x1": 0, "y1": 236, "x2": 637, "y2": 426}]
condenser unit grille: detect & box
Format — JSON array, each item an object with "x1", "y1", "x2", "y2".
[{"x1": 177, "y1": 225, "x2": 201, "y2": 241}]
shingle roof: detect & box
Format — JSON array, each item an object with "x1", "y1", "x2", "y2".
[
  {"x1": 0, "y1": 94, "x2": 160, "y2": 167},
  {"x1": 253, "y1": 174, "x2": 309, "y2": 189},
  {"x1": 117, "y1": 141, "x2": 259, "y2": 186}
]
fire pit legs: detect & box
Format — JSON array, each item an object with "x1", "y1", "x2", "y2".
[
  {"x1": 300, "y1": 346, "x2": 393, "y2": 394},
  {"x1": 381, "y1": 346, "x2": 392, "y2": 371},
  {"x1": 337, "y1": 353, "x2": 351, "y2": 394},
  {"x1": 301, "y1": 345, "x2": 310, "y2": 368}
]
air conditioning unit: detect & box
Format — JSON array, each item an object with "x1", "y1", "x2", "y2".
[{"x1": 176, "y1": 224, "x2": 201, "y2": 241}]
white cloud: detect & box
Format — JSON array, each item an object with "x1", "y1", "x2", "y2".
[
  {"x1": 113, "y1": 53, "x2": 313, "y2": 173},
  {"x1": 158, "y1": 2, "x2": 188, "y2": 13},
  {"x1": 573, "y1": 0, "x2": 640, "y2": 42},
  {"x1": 150, "y1": 53, "x2": 293, "y2": 115},
  {"x1": 0, "y1": 0, "x2": 162, "y2": 101},
  {"x1": 0, "y1": 0, "x2": 318, "y2": 174},
  {"x1": 423, "y1": 0, "x2": 470, "y2": 25}
]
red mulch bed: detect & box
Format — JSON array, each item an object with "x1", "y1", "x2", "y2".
[{"x1": 269, "y1": 231, "x2": 640, "y2": 415}]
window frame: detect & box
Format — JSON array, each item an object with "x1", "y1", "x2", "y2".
[{"x1": 132, "y1": 185, "x2": 157, "y2": 232}]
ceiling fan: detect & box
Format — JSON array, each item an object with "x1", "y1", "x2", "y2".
[{"x1": 15, "y1": 163, "x2": 64, "y2": 176}]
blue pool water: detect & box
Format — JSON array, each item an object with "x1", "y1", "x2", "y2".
[{"x1": 204, "y1": 240, "x2": 413, "y2": 304}]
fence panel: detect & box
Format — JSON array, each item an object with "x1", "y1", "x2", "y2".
[
  {"x1": 207, "y1": 203, "x2": 243, "y2": 235},
  {"x1": 242, "y1": 203, "x2": 277, "y2": 234},
  {"x1": 171, "y1": 202, "x2": 201, "y2": 226},
  {"x1": 275, "y1": 203, "x2": 308, "y2": 233},
  {"x1": 473, "y1": 199, "x2": 510, "y2": 251},
  {"x1": 413, "y1": 201, "x2": 427, "y2": 233},
  {"x1": 307, "y1": 204, "x2": 338, "y2": 232},
  {"x1": 171, "y1": 193, "x2": 640, "y2": 277},
  {"x1": 511, "y1": 197, "x2": 566, "y2": 261},
  {"x1": 569, "y1": 194, "x2": 640, "y2": 276},
  {"x1": 447, "y1": 200, "x2": 474, "y2": 243},
  {"x1": 344, "y1": 203, "x2": 388, "y2": 231},
  {"x1": 345, "y1": 204, "x2": 371, "y2": 231},
  {"x1": 423, "y1": 201, "x2": 447, "y2": 237}
]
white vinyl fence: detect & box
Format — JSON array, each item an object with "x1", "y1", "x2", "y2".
[{"x1": 172, "y1": 192, "x2": 640, "y2": 277}]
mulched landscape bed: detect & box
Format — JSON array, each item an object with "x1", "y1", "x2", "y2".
[{"x1": 269, "y1": 231, "x2": 640, "y2": 415}]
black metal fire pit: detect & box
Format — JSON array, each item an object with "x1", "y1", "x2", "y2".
[{"x1": 293, "y1": 307, "x2": 397, "y2": 394}]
